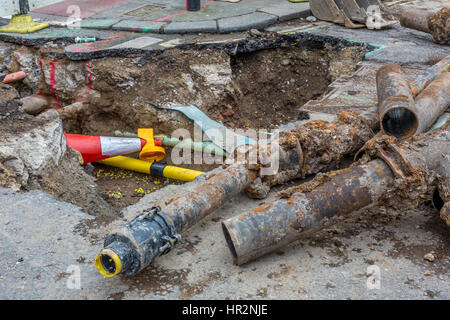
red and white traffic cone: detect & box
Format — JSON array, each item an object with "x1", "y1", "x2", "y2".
[{"x1": 65, "y1": 133, "x2": 162, "y2": 164}]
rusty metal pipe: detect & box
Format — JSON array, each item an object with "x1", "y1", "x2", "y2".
[
  {"x1": 400, "y1": 7, "x2": 432, "y2": 34},
  {"x1": 398, "y1": 127, "x2": 450, "y2": 227},
  {"x1": 379, "y1": 70, "x2": 450, "y2": 138},
  {"x1": 410, "y1": 55, "x2": 450, "y2": 96},
  {"x1": 377, "y1": 64, "x2": 417, "y2": 139},
  {"x1": 246, "y1": 108, "x2": 379, "y2": 199},
  {"x1": 413, "y1": 72, "x2": 450, "y2": 135},
  {"x1": 222, "y1": 159, "x2": 394, "y2": 265},
  {"x1": 222, "y1": 129, "x2": 450, "y2": 265},
  {"x1": 400, "y1": 7, "x2": 449, "y2": 44},
  {"x1": 96, "y1": 108, "x2": 379, "y2": 276}
]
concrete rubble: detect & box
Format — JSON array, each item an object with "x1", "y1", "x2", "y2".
[{"x1": 0, "y1": 0, "x2": 449, "y2": 300}]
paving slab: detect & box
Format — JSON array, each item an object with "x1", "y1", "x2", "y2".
[
  {"x1": 30, "y1": 12, "x2": 77, "y2": 26},
  {"x1": 163, "y1": 20, "x2": 218, "y2": 34},
  {"x1": 257, "y1": 1, "x2": 311, "y2": 22},
  {"x1": 108, "y1": 35, "x2": 163, "y2": 49},
  {"x1": 32, "y1": 0, "x2": 132, "y2": 18},
  {"x1": 64, "y1": 33, "x2": 186, "y2": 59},
  {"x1": 111, "y1": 20, "x2": 166, "y2": 33},
  {"x1": 218, "y1": 12, "x2": 278, "y2": 33},
  {"x1": 93, "y1": 6, "x2": 181, "y2": 22},
  {"x1": 266, "y1": 22, "x2": 450, "y2": 65},
  {"x1": 81, "y1": 18, "x2": 123, "y2": 30},
  {"x1": 169, "y1": 1, "x2": 255, "y2": 22},
  {"x1": 0, "y1": 27, "x2": 119, "y2": 45},
  {"x1": 26, "y1": 0, "x2": 311, "y2": 34},
  {"x1": 86, "y1": 0, "x2": 161, "y2": 20}
]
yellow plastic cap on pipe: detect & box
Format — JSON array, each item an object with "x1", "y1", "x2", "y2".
[{"x1": 138, "y1": 128, "x2": 166, "y2": 162}]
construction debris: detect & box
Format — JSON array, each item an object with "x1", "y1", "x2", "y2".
[
  {"x1": 94, "y1": 107, "x2": 382, "y2": 276},
  {"x1": 0, "y1": 0, "x2": 448, "y2": 299},
  {"x1": 95, "y1": 61, "x2": 450, "y2": 274},
  {"x1": 400, "y1": 7, "x2": 449, "y2": 44},
  {"x1": 221, "y1": 127, "x2": 450, "y2": 265}
]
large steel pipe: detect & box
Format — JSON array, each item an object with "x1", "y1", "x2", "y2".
[
  {"x1": 410, "y1": 55, "x2": 450, "y2": 96},
  {"x1": 246, "y1": 108, "x2": 379, "y2": 199},
  {"x1": 413, "y1": 72, "x2": 450, "y2": 135},
  {"x1": 222, "y1": 159, "x2": 394, "y2": 265},
  {"x1": 400, "y1": 7, "x2": 449, "y2": 44},
  {"x1": 222, "y1": 129, "x2": 450, "y2": 265},
  {"x1": 377, "y1": 64, "x2": 417, "y2": 139},
  {"x1": 377, "y1": 64, "x2": 450, "y2": 139}
]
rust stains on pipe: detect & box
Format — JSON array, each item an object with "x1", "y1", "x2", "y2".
[
  {"x1": 378, "y1": 70, "x2": 450, "y2": 139},
  {"x1": 246, "y1": 108, "x2": 379, "y2": 199},
  {"x1": 400, "y1": 7, "x2": 432, "y2": 34},
  {"x1": 376, "y1": 64, "x2": 417, "y2": 139},
  {"x1": 427, "y1": 7, "x2": 449, "y2": 44},
  {"x1": 222, "y1": 159, "x2": 394, "y2": 265},
  {"x1": 222, "y1": 129, "x2": 450, "y2": 265},
  {"x1": 413, "y1": 72, "x2": 450, "y2": 135},
  {"x1": 410, "y1": 55, "x2": 450, "y2": 97},
  {"x1": 400, "y1": 7, "x2": 449, "y2": 44}
]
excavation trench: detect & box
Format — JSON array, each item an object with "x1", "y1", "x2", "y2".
[{"x1": 0, "y1": 38, "x2": 365, "y2": 215}]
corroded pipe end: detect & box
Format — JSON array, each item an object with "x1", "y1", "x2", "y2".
[
  {"x1": 400, "y1": 7, "x2": 449, "y2": 44},
  {"x1": 221, "y1": 222, "x2": 239, "y2": 264},
  {"x1": 399, "y1": 7, "x2": 432, "y2": 33},
  {"x1": 381, "y1": 104, "x2": 419, "y2": 139},
  {"x1": 376, "y1": 64, "x2": 417, "y2": 139}
]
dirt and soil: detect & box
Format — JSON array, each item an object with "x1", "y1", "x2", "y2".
[
  {"x1": 205, "y1": 48, "x2": 332, "y2": 130},
  {"x1": 0, "y1": 40, "x2": 364, "y2": 213},
  {"x1": 0, "y1": 84, "x2": 50, "y2": 135},
  {"x1": 91, "y1": 149, "x2": 219, "y2": 210}
]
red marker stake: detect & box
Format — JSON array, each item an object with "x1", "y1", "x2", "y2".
[{"x1": 1, "y1": 71, "x2": 27, "y2": 83}]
